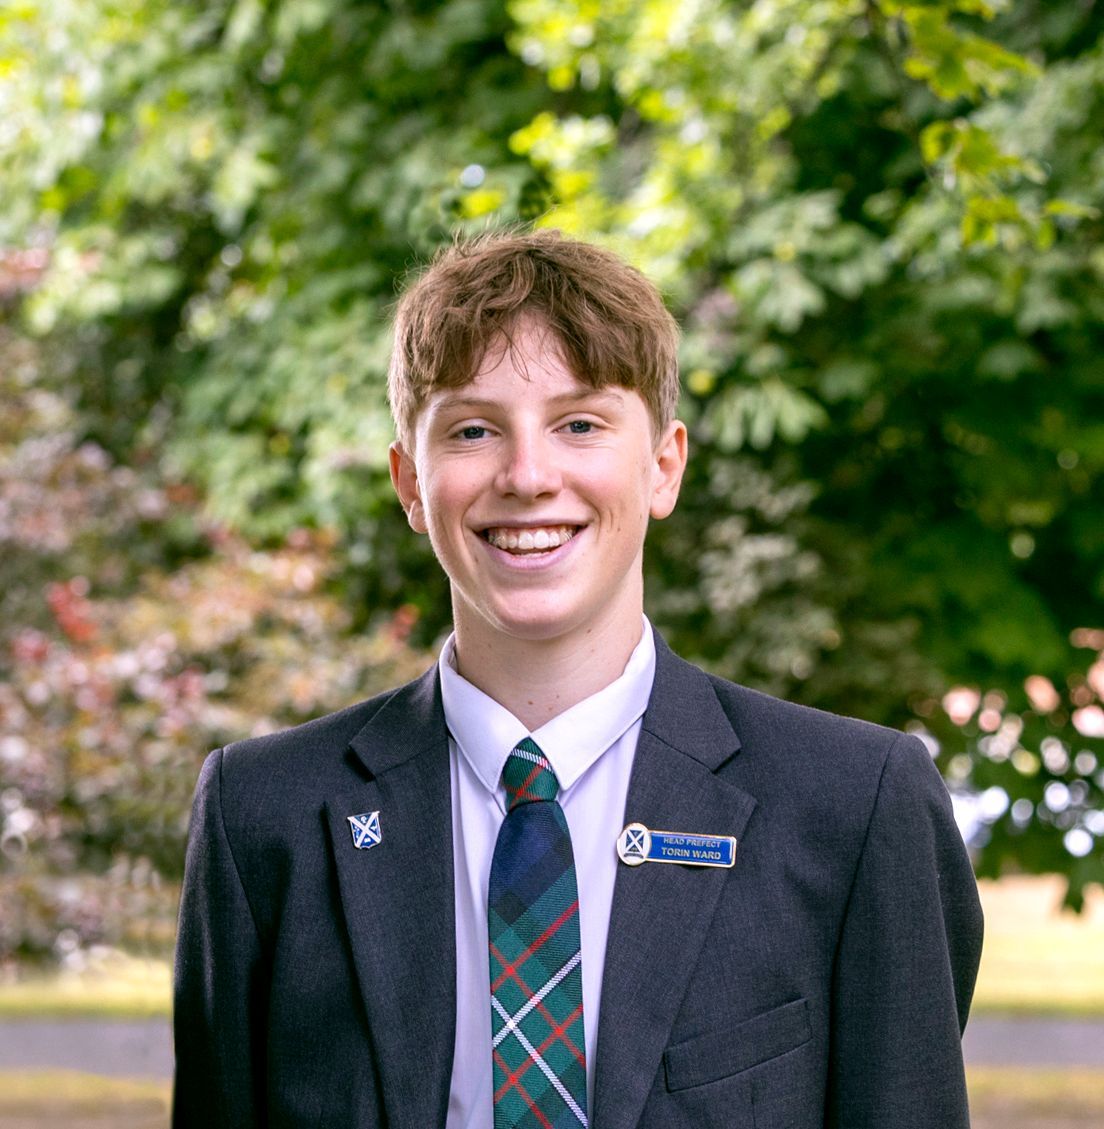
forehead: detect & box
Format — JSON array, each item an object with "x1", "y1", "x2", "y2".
[{"x1": 421, "y1": 321, "x2": 629, "y2": 415}]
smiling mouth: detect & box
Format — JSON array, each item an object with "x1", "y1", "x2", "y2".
[{"x1": 481, "y1": 525, "x2": 580, "y2": 554}]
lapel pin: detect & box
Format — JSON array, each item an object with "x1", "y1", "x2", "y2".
[
  {"x1": 617, "y1": 821, "x2": 736, "y2": 868},
  {"x1": 348, "y1": 810, "x2": 382, "y2": 851}
]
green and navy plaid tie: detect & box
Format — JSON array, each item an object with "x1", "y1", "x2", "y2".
[{"x1": 488, "y1": 738, "x2": 588, "y2": 1128}]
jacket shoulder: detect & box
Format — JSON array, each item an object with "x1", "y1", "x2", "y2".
[
  {"x1": 708, "y1": 673, "x2": 908, "y2": 756},
  {"x1": 690, "y1": 666, "x2": 956, "y2": 877},
  {"x1": 697, "y1": 666, "x2": 939, "y2": 806}
]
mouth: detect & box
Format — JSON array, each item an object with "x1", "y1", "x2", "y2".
[{"x1": 479, "y1": 524, "x2": 581, "y2": 555}]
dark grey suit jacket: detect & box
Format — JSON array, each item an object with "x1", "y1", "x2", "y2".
[{"x1": 173, "y1": 632, "x2": 983, "y2": 1128}]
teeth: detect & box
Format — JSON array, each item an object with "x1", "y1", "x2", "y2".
[{"x1": 485, "y1": 525, "x2": 576, "y2": 552}]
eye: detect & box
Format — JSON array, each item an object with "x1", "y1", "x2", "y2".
[
  {"x1": 457, "y1": 425, "x2": 487, "y2": 440},
  {"x1": 565, "y1": 419, "x2": 593, "y2": 434}
]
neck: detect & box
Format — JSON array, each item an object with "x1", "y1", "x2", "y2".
[{"x1": 451, "y1": 612, "x2": 646, "y2": 732}]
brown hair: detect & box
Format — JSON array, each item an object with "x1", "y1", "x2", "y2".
[{"x1": 387, "y1": 229, "x2": 680, "y2": 443}]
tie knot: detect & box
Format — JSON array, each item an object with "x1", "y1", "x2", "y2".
[{"x1": 502, "y1": 737, "x2": 558, "y2": 810}]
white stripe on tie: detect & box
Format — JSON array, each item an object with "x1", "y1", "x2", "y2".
[
  {"x1": 491, "y1": 995, "x2": 588, "y2": 1127},
  {"x1": 511, "y1": 745, "x2": 548, "y2": 767},
  {"x1": 492, "y1": 950, "x2": 582, "y2": 1048}
]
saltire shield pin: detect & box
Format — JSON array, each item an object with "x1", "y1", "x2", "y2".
[{"x1": 348, "y1": 810, "x2": 382, "y2": 851}]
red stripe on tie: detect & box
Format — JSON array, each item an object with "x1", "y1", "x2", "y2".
[
  {"x1": 491, "y1": 1048, "x2": 555, "y2": 1129},
  {"x1": 490, "y1": 899, "x2": 579, "y2": 993},
  {"x1": 535, "y1": 999, "x2": 586, "y2": 1069},
  {"x1": 513, "y1": 759, "x2": 550, "y2": 806},
  {"x1": 494, "y1": 997, "x2": 586, "y2": 1098}
]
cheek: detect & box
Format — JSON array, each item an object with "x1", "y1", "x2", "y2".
[
  {"x1": 421, "y1": 476, "x2": 473, "y2": 539},
  {"x1": 599, "y1": 479, "x2": 653, "y2": 536}
]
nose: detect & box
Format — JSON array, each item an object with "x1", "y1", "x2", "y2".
[{"x1": 494, "y1": 432, "x2": 562, "y2": 500}]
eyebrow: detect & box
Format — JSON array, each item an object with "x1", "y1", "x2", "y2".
[{"x1": 432, "y1": 388, "x2": 626, "y2": 413}]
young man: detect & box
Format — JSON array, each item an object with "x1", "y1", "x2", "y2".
[{"x1": 173, "y1": 230, "x2": 983, "y2": 1128}]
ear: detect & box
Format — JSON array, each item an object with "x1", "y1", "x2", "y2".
[
  {"x1": 389, "y1": 441, "x2": 428, "y2": 534},
  {"x1": 649, "y1": 420, "x2": 688, "y2": 521}
]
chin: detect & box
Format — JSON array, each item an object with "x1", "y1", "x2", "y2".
[
  {"x1": 490, "y1": 614, "x2": 582, "y2": 643},
  {"x1": 481, "y1": 599, "x2": 594, "y2": 643}
]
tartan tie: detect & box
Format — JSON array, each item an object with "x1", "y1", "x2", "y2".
[{"x1": 488, "y1": 738, "x2": 588, "y2": 1128}]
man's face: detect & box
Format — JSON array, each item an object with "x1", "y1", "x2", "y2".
[{"x1": 389, "y1": 320, "x2": 686, "y2": 650}]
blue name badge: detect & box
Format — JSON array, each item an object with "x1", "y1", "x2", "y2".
[{"x1": 617, "y1": 822, "x2": 737, "y2": 869}]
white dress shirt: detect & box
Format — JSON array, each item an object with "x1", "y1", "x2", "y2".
[{"x1": 441, "y1": 619, "x2": 656, "y2": 1128}]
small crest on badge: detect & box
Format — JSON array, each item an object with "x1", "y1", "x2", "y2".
[
  {"x1": 617, "y1": 822, "x2": 651, "y2": 866},
  {"x1": 348, "y1": 810, "x2": 382, "y2": 851}
]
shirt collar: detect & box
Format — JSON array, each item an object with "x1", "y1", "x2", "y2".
[{"x1": 439, "y1": 618, "x2": 656, "y2": 804}]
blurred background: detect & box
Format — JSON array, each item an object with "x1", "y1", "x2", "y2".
[{"x1": 1, "y1": 0, "x2": 1102, "y2": 1124}]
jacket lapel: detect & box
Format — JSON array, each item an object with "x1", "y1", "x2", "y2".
[
  {"x1": 325, "y1": 667, "x2": 456, "y2": 1129},
  {"x1": 592, "y1": 637, "x2": 757, "y2": 1129}
]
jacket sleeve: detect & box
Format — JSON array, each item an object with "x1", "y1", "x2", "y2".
[
  {"x1": 173, "y1": 748, "x2": 268, "y2": 1128},
  {"x1": 826, "y1": 734, "x2": 984, "y2": 1128}
]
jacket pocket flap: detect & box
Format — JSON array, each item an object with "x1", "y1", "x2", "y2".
[{"x1": 663, "y1": 997, "x2": 810, "y2": 1092}]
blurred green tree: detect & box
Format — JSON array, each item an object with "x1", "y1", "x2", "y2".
[{"x1": 1, "y1": 0, "x2": 1101, "y2": 914}]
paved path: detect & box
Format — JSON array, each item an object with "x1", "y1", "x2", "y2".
[
  {"x1": 0, "y1": 1020, "x2": 172, "y2": 1079},
  {"x1": 1, "y1": 1015, "x2": 1103, "y2": 1079},
  {"x1": 963, "y1": 1016, "x2": 1104, "y2": 1067}
]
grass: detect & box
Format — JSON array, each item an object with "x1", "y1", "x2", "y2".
[
  {"x1": 0, "y1": 1070, "x2": 169, "y2": 1108},
  {"x1": 0, "y1": 1071, "x2": 169, "y2": 1129},
  {"x1": 0, "y1": 876, "x2": 1101, "y2": 1019},
  {"x1": 968, "y1": 1066, "x2": 1104, "y2": 1109},
  {"x1": 0, "y1": 953, "x2": 170, "y2": 1020},
  {"x1": 971, "y1": 876, "x2": 1104, "y2": 1017},
  {"x1": 968, "y1": 1067, "x2": 1104, "y2": 1128}
]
